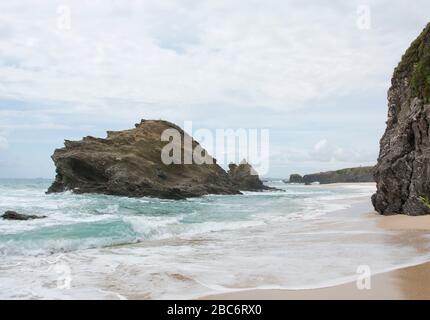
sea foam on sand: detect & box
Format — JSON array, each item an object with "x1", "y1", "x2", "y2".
[{"x1": 0, "y1": 180, "x2": 429, "y2": 299}]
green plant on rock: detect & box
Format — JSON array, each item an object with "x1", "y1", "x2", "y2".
[
  {"x1": 411, "y1": 53, "x2": 430, "y2": 103},
  {"x1": 418, "y1": 196, "x2": 430, "y2": 209}
]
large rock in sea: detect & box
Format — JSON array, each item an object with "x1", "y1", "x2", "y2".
[
  {"x1": 288, "y1": 174, "x2": 304, "y2": 183},
  {"x1": 227, "y1": 161, "x2": 271, "y2": 191},
  {"x1": 373, "y1": 23, "x2": 430, "y2": 215},
  {"x1": 303, "y1": 166, "x2": 374, "y2": 185},
  {"x1": 47, "y1": 120, "x2": 241, "y2": 199}
]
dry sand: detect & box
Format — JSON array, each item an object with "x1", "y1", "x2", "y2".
[
  {"x1": 201, "y1": 195, "x2": 430, "y2": 300},
  {"x1": 375, "y1": 213, "x2": 430, "y2": 231}
]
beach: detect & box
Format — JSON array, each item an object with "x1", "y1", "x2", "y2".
[
  {"x1": 202, "y1": 261, "x2": 430, "y2": 299},
  {"x1": 203, "y1": 203, "x2": 430, "y2": 300},
  {"x1": 1, "y1": 1, "x2": 430, "y2": 305},
  {"x1": 1, "y1": 180, "x2": 430, "y2": 299}
]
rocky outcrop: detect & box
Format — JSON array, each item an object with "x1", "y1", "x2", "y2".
[
  {"x1": 372, "y1": 23, "x2": 430, "y2": 215},
  {"x1": 2, "y1": 211, "x2": 46, "y2": 220},
  {"x1": 303, "y1": 166, "x2": 374, "y2": 185},
  {"x1": 227, "y1": 161, "x2": 271, "y2": 191},
  {"x1": 47, "y1": 120, "x2": 241, "y2": 200},
  {"x1": 287, "y1": 174, "x2": 303, "y2": 183}
]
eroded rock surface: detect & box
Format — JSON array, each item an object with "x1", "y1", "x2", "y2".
[
  {"x1": 372, "y1": 23, "x2": 430, "y2": 215},
  {"x1": 287, "y1": 174, "x2": 304, "y2": 184},
  {"x1": 227, "y1": 161, "x2": 271, "y2": 191},
  {"x1": 47, "y1": 120, "x2": 241, "y2": 199}
]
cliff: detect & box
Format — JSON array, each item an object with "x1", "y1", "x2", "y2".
[
  {"x1": 372, "y1": 23, "x2": 430, "y2": 215},
  {"x1": 303, "y1": 166, "x2": 374, "y2": 185},
  {"x1": 47, "y1": 120, "x2": 241, "y2": 199}
]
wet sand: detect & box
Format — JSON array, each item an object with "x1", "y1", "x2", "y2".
[
  {"x1": 202, "y1": 189, "x2": 430, "y2": 300},
  {"x1": 202, "y1": 261, "x2": 430, "y2": 300}
]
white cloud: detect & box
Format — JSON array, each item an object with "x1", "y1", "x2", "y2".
[
  {"x1": 0, "y1": 132, "x2": 8, "y2": 150},
  {"x1": 314, "y1": 139, "x2": 328, "y2": 152},
  {"x1": 0, "y1": 1, "x2": 427, "y2": 177},
  {"x1": 310, "y1": 139, "x2": 374, "y2": 163},
  {"x1": 271, "y1": 138, "x2": 377, "y2": 166},
  {"x1": 0, "y1": 0, "x2": 428, "y2": 121}
]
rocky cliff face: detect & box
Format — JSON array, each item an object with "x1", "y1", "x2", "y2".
[
  {"x1": 303, "y1": 166, "x2": 374, "y2": 185},
  {"x1": 227, "y1": 161, "x2": 270, "y2": 191},
  {"x1": 47, "y1": 120, "x2": 240, "y2": 199},
  {"x1": 372, "y1": 23, "x2": 430, "y2": 215}
]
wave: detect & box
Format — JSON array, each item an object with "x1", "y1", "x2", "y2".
[
  {"x1": 0, "y1": 220, "x2": 138, "y2": 256},
  {"x1": 0, "y1": 180, "x2": 376, "y2": 257}
]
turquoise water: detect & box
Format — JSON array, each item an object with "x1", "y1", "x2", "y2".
[
  {"x1": 0, "y1": 179, "x2": 362, "y2": 256},
  {"x1": 0, "y1": 179, "x2": 429, "y2": 299}
]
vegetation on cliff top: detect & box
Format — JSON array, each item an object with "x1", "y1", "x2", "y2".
[
  {"x1": 411, "y1": 53, "x2": 430, "y2": 102},
  {"x1": 395, "y1": 22, "x2": 430, "y2": 102}
]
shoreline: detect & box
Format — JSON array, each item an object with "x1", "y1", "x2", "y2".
[
  {"x1": 200, "y1": 261, "x2": 430, "y2": 300},
  {"x1": 200, "y1": 191, "x2": 430, "y2": 300},
  {"x1": 2, "y1": 181, "x2": 430, "y2": 300}
]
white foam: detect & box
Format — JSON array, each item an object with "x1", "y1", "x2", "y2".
[{"x1": 2, "y1": 180, "x2": 429, "y2": 300}]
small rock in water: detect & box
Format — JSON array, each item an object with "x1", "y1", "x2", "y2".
[{"x1": 1, "y1": 211, "x2": 46, "y2": 221}]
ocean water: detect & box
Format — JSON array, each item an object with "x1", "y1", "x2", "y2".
[{"x1": 0, "y1": 179, "x2": 429, "y2": 299}]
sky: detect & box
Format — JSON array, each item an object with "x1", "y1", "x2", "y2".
[{"x1": 0, "y1": 0, "x2": 429, "y2": 178}]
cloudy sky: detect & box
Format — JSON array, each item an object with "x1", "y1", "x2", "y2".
[{"x1": 0, "y1": 0, "x2": 429, "y2": 178}]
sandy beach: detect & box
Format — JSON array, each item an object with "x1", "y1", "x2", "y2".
[
  {"x1": 202, "y1": 203, "x2": 430, "y2": 300},
  {"x1": 376, "y1": 214, "x2": 430, "y2": 231},
  {"x1": 2, "y1": 181, "x2": 429, "y2": 300},
  {"x1": 202, "y1": 261, "x2": 430, "y2": 299}
]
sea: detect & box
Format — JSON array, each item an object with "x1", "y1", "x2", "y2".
[{"x1": 0, "y1": 179, "x2": 429, "y2": 299}]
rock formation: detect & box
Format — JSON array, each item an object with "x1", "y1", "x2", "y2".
[
  {"x1": 2, "y1": 211, "x2": 46, "y2": 220},
  {"x1": 303, "y1": 166, "x2": 374, "y2": 185},
  {"x1": 47, "y1": 120, "x2": 241, "y2": 199},
  {"x1": 227, "y1": 161, "x2": 271, "y2": 191},
  {"x1": 287, "y1": 174, "x2": 303, "y2": 183},
  {"x1": 372, "y1": 23, "x2": 430, "y2": 215}
]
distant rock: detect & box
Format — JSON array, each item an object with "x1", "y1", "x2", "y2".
[
  {"x1": 227, "y1": 161, "x2": 271, "y2": 191},
  {"x1": 47, "y1": 120, "x2": 241, "y2": 199},
  {"x1": 287, "y1": 174, "x2": 303, "y2": 184},
  {"x1": 373, "y1": 23, "x2": 430, "y2": 215},
  {"x1": 303, "y1": 166, "x2": 375, "y2": 185},
  {"x1": 2, "y1": 211, "x2": 46, "y2": 220}
]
